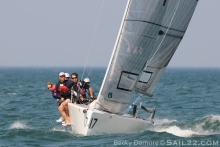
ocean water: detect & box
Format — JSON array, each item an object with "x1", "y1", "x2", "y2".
[{"x1": 0, "y1": 67, "x2": 220, "y2": 147}]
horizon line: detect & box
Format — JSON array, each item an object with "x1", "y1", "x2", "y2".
[{"x1": 0, "y1": 66, "x2": 220, "y2": 68}]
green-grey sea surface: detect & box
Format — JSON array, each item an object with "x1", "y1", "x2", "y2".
[{"x1": 0, "y1": 67, "x2": 220, "y2": 147}]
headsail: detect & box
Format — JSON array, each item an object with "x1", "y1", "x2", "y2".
[
  {"x1": 135, "y1": 0, "x2": 198, "y2": 96},
  {"x1": 95, "y1": 0, "x2": 198, "y2": 114}
]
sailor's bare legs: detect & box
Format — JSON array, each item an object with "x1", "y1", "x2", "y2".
[
  {"x1": 58, "y1": 99, "x2": 71, "y2": 126},
  {"x1": 64, "y1": 102, "x2": 69, "y2": 118},
  {"x1": 63, "y1": 99, "x2": 71, "y2": 124},
  {"x1": 58, "y1": 104, "x2": 67, "y2": 122}
]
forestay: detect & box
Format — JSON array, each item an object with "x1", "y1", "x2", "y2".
[{"x1": 95, "y1": 0, "x2": 198, "y2": 114}]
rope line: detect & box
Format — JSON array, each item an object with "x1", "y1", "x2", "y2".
[
  {"x1": 127, "y1": 93, "x2": 142, "y2": 112},
  {"x1": 81, "y1": 0, "x2": 105, "y2": 81},
  {"x1": 86, "y1": 0, "x2": 123, "y2": 78}
]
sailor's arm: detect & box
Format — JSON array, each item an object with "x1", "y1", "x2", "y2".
[
  {"x1": 55, "y1": 82, "x2": 62, "y2": 99},
  {"x1": 89, "y1": 87, "x2": 94, "y2": 98}
]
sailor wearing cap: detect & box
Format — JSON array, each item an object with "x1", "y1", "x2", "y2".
[
  {"x1": 84, "y1": 78, "x2": 90, "y2": 83},
  {"x1": 83, "y1": 78, "x2": 92, "y2": 99},
  {"x1": 56, "y1": 72, "x2": 74, "y2": 126},
  {"x1": 65, "y1": 73, "x2": 70, "y2": 80}
]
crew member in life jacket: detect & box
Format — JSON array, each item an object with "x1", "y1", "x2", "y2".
[
  {"x1": 46, "y1": 82, "x2": 64, "y2": 123},
  {"x1": 56, "y1": 72, "x2": 74, "y2": 126},
  {"x1": 84, "y1": 78, "x2": 96, "y2": 99},
  {"x1": 65, "y1": 73, "x2": 70, "y2": 81},
  {"x1": 71, "y1": 73, "x2": 95, "y2": 103},
  {"x1": 47, "y1": 82, "x2": 59, "y2": 99}
]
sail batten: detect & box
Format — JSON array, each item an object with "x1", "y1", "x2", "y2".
[{"x1": 95, "y1": 0, "x2": 198, "y2": 114}]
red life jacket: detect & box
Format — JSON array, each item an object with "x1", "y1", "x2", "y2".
[
  {"x1": 50, "y1": 85, "x2": 56, "y2": 94},
  {"x1": 58, "y1": 84, "x2": 69, "y2": 96}
]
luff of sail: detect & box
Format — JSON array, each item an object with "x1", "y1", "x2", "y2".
[{"x1": 95, "y1": 0, "x2": 198, "y2": 114}]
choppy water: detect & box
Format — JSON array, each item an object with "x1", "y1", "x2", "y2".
[{"x1": 0, "y1": 67, "x2": 220, "y2": 147}]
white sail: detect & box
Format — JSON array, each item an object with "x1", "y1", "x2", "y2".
[
  {"x1": 95, "y1": 0, "x2": 198, "y2": 114},
  {"x1": 135, "y1": 0, "x2": 199, "y2": 96}
]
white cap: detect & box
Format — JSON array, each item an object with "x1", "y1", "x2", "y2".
[
  {"x1": 59, "y1": 72, "x2": 65, "y2": 77},
  {"x1": 65, "y1": 73, "x2": 70, "y2": 78},
  {"x1": 84, "y1": 78, "x2": 90, "y2": 83}
]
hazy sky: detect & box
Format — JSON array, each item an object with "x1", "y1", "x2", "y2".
[{"x1": 0, "y1": 0, "x2": 219, "y2": 67}]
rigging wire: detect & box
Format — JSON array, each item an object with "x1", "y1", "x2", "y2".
[
  {"x1": 86, "y1": 0, "x2": 123, "y2": 78},
  {"x1": 81, "y1": 0, "x2": 105, "y2": 81},
  {"x1": 139, "y1": 0, "x2": 181, "y2": 93}
]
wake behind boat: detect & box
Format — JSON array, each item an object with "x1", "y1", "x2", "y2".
[{"x1": 68, "y1": 0, "x2": 198, "y2": 135}]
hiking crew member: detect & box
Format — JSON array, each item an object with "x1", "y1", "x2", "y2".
[
  {"x1": 56, "y1": 72, "x2": 74, "y2": 126},
  {"x1": 47, "y1": 82, "x2": 64, "y2": 123},
  {"x1": 47, "y1": 82, "x2": 59, "y2": 99},
  {"x1": 65, "y1": 73, "x2": 70, "y2": 81},
  {"x1": 71, "y1": 73, "x2": 95, "y2": 103},
  {"x1": 84, "y1": 78, "x2": 95, "y2": 99}
]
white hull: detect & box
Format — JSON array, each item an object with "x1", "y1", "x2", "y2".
[{"x1": 68, "y1": 103, "x2": 154, "y2": 136}]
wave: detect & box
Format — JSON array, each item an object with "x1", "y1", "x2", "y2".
[
  {"x1": 153, "y1": 114, "x2": 220, "y2": 137},
  {"x1": 9, "y1": 121, "x2": 32, "y2": 129},
  {"x1": 7, "y1": 93, "x2": 17, "y2": 95},
  {"x1": 154, "y1": 118, "x2": 177, "y2": 125},
  {"x1": 51, "y1": 125, "x2": 68, "y2": 132},
  {"x1": 155, "y1": 125, "x2": 199, "y2": 137},
  {"x1": 51, "y1": 125, "x2": 74, "y2": 135}
]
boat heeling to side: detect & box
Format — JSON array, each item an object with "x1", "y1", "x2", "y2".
[{"x1": 68, "y1": 103, "x2": 154, "y2": 136}]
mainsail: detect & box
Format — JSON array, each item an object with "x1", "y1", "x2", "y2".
[{"x1": 95, "y1": 0, "x2": 198, "y2": 114}]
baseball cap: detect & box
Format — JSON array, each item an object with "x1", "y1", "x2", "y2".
[
  {"x1": 59, "y1": 72, "x2": 65, "y2": 77},
  {"x1": 84, "y1": 78, "x2": 90, "y2": 83},
  {"x1": 65, "y1": 73, "x2": 70, "y2": 78}
]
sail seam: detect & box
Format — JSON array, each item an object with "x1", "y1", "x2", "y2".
[
  {"x1": 125, "y1": 19, "x2": 185, "y2": 33},
  {"x1": 122, "y1": 32, "x2": 182, "y2": 39}
]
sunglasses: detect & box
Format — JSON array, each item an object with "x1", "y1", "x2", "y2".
[{"x1": 71, "y1": 77, "x2": 77, "y2": 79}]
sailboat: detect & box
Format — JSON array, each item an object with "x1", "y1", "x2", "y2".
[{"x1": 68, "y1": 0, "x2": 198, "y2": 135}]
